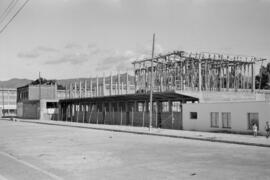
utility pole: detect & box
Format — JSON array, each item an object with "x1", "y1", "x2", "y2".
[
  {"x1": 38, "y1": 72, "x2": 41, "y2": 119},
  {"x1": 149, "y1": 33, "x2": 155, "y2": 132},
  {"x1": 39, "y1": 72, "x2": 41, "y2": 100}
]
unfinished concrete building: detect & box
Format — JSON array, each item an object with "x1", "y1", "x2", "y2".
[
  {"x1": 59, "y1": 50, "x2": 269, "y2": 133},
  {"x1": 133, "y1": 51, "x2": 266, "y2": 102},
  {"x1": 65, "y1": 73, "x2": 135, "y2": 99}
]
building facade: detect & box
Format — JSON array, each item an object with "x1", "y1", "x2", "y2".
[
  {"x1": 182, "y1": 101, "x2": 270, "y2": 135},
  {"x1": 55, "y1": 50, "x2": 270, "y2": 134},
  {"x1": 0, "y1": 88, "x2": 17, "y2": 117},
  {"x1": 17, "y1": 82, "x2": 60, "y2": 119}
]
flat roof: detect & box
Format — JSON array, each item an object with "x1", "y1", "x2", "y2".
[{"x1": 59, "y1": 92, "x2": 199, "y2": 104}]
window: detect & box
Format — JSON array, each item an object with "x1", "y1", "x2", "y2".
[
  {"x1": 247, "y1": 113, "x2": 259, "y2": 130},
  {"x1": 162, "y1": 102, "x2": 169, "y2": 112},
  {"x1": 190, "y1": 112, "x2": 197, "y2": 119},
  {"x1": 138, "y1": 102, "x2": 144, "y2": 112},
  {"x1": 210, "y1": 112, "x2": 219, "y2": 128},
  {"x1": 46, "y1": 102, "x2": 58, "y2": 109},
  {"x1": 172, "y1": 101, "x2": 181, "y2": 112},
  {"x1": 222, "y1": 112, "x2": 231, "y2": 128}
]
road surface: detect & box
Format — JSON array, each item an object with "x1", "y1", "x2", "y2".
[{"x1": 0, "y1": 120, "x2": 269, "y2": 180}]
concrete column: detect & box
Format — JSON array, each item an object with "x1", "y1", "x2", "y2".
[
  {"x1": 198, "y1": 59, "x2": 202, "y2": 91},
  {"x1": 131, "y1": 102, "x2": 135, "y2": 126},
  {"x1": 74, "y1": 82, "x2": 77, "y2": 98},
  {"x1": 179, "y1": 62, "x2": 183, "y2": 91},
  {"x1": 54, "y1": 83, "x2": 57, "y2": 99},
  {"x1": 96, "y1": 103, "x2": 99, "y2": 124},
  {"x1": 110, "y1": 74, "x2": 113, "y2": 96},
  {"x1": 65, "y1": 103, "x2": 68, "y2": 121},
  {"x1": 96, "y1": 76, "x2": 99, "y2": 97},
  {"x1": 204, "y1": 61, "x2": 207, "y2": 91},
  {"x1": 84, "y1": 80, "x2": 87, "y2": 97},
  {"x1": 219, "y1": 65, "x2": 222, "y2": 91},
  {"x1": 243, "y1": 64, "x2": 247, "y2": 89},
  {"x1": 226, "y1": 65, "x2": 229, "y2": 91},
  {"x1": 103, "y1": 75, "x2": 106, "y2": 96},
  {"x1": 117, "y1": 102, "x2": 121, "y2": 125},
  {"x1": 134, "y1": 64, "x2": 137, "y2": 93},
  {"x1": 251, "y1": 63, "x2": 255, "y2": 92},
  {"x1": 118, "y1": 73, "x2": 121, "y2": 95},
  {"x1": 121, "y1": 82, "x2": 124, "y2": 95},
  {"x1": 79, "y1": 81, "x2": 82, "y2": 98},
  {"x1": 160, "y1": 76, "x2": 163, "y2": 92},
  {"x1": 126, "y1": 73, "x2": 129, "y2": 94},
  {"x1": 142, "y1": 101, "x2": 145, "y2": 127},
  {"x1": 240, "y1": 65, "x2": 244, "y2": 89},
  {"x1": 109, "y1": 102, "x2": 112, "y2": 124},
  {"x1": 144, "y1": 70, "x2": 147, "y2": 92},
  {"x1": 233, "y1": 65, "x2": 237, "y2": 92},
  {"x1": 82, "y1": 104, "x2": 85, "y2": 123},
  {"x1": 102, "y1": 102, "x2": 105, "y2": 124},
  {"x1": 90, "y1": 78, "x2": 92, "y2": 97},
  {"x1": 125, "y1": 102, "x2": 128, "y2": 125},
  {"x1": 75, "y1": 103, "x2": 78, "y2": 122},
  {"x1": 155, "y1": 101, "x2": 158, "y2": 128}
]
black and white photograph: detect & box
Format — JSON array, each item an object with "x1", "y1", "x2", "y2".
[{"x1": 0, "y1": 0, "x2": 270, "y2": 179}]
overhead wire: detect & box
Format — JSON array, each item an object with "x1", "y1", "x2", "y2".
[
  {"x1": 0, "y1": 0, "x2": 19, "y2": 26},
  {"x1": 0, "y1": 0, "x2": 30, "y2": 34}
]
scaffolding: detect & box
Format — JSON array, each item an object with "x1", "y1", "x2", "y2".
[{"x1": 133, "y1": 51, "x2": 267, "y2": 93}]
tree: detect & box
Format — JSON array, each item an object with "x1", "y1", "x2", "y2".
[{"x1": 256, "y1": 62, "x2": 270, "y2": 89}]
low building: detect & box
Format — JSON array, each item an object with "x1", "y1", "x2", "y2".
[
  {"x1": 0, "y1": 88, "x2": 17, "y2": 117},
  {"x1": 182, "y1": 100, "x2": 270, "y2": 135},
  {"x1": 17, "y1": 79, "x2": 62, "y2": 120}
]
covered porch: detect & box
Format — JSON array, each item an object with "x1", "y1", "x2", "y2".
[{"x1": 58, "y1": 92, "x2": 198, "y2": 130}]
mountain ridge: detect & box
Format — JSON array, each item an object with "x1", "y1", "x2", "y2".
[{"x1": 0, "y1": 74, "x2": 135, "y2": 89}]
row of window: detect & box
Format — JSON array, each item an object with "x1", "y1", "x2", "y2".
[
  {"x1": 190, "y1": 112, "x2": 259, "y2": 130},
  {"x1": 210, "y1": 112, "x2": 231, "y2": 128},
  {"x1": 137, "y1": 101, "x2": 181, "y2": 112}
]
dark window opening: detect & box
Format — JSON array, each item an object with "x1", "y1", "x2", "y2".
[
  {"x1": 46, "y1": 102, "x2": 58, "y2": 109},
  {"x1": 190, "y1": 112, "x2": 197, "y2": 119},
  {"x1": 247, "y1": 113, "x2": 259, "y2": 130}
]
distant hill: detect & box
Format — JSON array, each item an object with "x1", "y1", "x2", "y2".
[
  {"x1": 0, "y1": 73, "x2": 135, "y2": 89},
  {"x1": 56, "y1": 73, "x2": 135, "y2": 87},
  {"x1": 0, "y1": 78, "x2": 32, "y2": 89}
]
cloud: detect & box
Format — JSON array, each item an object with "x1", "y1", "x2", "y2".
[
  {"x1": 99, "y1": 0, "x2": 122, "y2": 5},
  {"x1": 45, "y1": 53, "x2": 89, "y2": 65},
  {"x1": 65, "y1": 43, "x2": 82, "y2": 49},
  {"x1": 95, "y1": 43, "x2": 166, "y2": 72},
  {"x1": 18, "y1": 46, "x2": 59, "y2": 59},
  {"x1": 88, "y1": 43, "x2": 101, "y2": 55},
  {"x1": 36, "y1": 46, "x2": 59, "y2": 52},
  {"x1": 96, "y1": 50, "x2": 135, "y2": 72},
  {"x1": 191, "y1": 0, "x2": 247, "y2": 4},
  {"x1": 260, "y1": 0, "x2": 270, "y2": 3},
  {"x1": 43, "y1": 43, "x2": 99, "y2": 66},
  {"x1": 17, "y1": 51, "x2": 40, "y2": 58},
  {"x1": 135, "y1": 43, "x2": 166, "y2": 57}
]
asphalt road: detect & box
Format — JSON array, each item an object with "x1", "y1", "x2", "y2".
[{"x1": 0, "y1": 120, "x2": 269, "y2": 180}]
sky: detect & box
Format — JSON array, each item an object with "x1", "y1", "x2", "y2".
[{"x1": 0, "y1": 0, "x2": 269, "y2": 80}]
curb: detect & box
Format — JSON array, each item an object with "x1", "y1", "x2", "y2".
[{"x1": 9, "y1": 119, "x2": 270, "y2": 148}]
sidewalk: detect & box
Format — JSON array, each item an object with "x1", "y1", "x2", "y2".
[{"x1": 10, "y1": 118, "x2": 270, "y2": 148}]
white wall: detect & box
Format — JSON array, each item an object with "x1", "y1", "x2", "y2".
[{"x1": 182, "y1": 101, "x2": 270, "y2": 134}]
